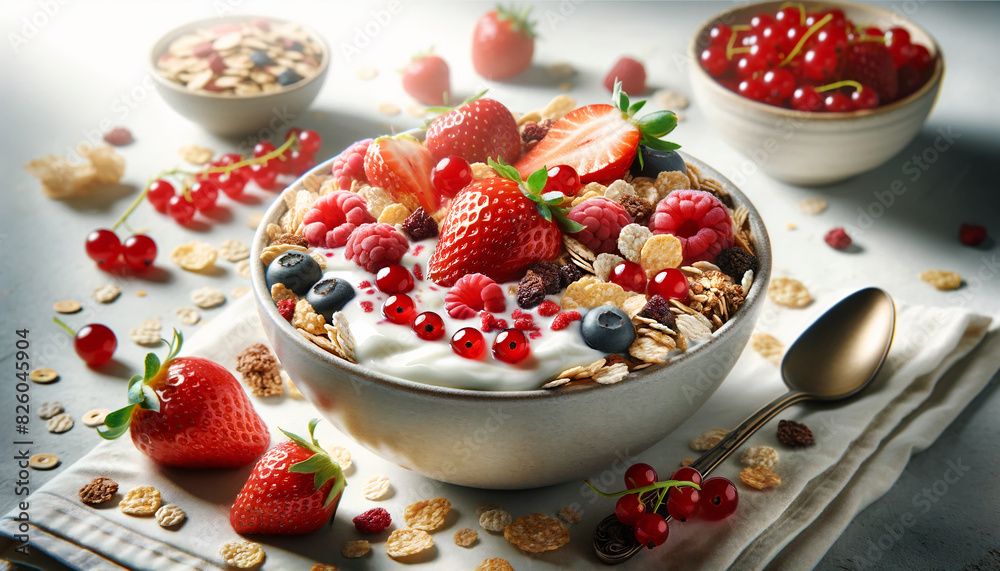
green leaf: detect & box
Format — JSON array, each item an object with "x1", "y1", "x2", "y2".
[
  {"x1": 144, "y1": 353, "x2": 161, "y2": 382},
  {"x1": 524, "y1": 192, "x2": 543, "y2": 203},
  {"x1": 554, "y1": 212, "x2": 586, "y2": 233},
  {"x1": 97, "y1": 422, "x2": 130, "y2": 440},
  {"x1": 541, "y1": 191, "x2": 565, "y2": 204},
  {"x1": 637, "y1": 111, "x2": 678, "y2": 138},
  {"x1": 127, "y1": 374, "x2": 143, "y2": 390},
  {"x1": 525, "y1": 168, "x2": 548, "y2": 193},
  {"x1": 165, "y1": 329, "x2": 184, "y2": 362},
  {"x1": 288, "y1": 454, "x2": 328, "y2": 475},
  {"x1": 537, "y1": 204, "x2": 553, "y2": 222},
  {"x1": 487, "y1": 157, "x2": 522, "y2": 183},
  {"x1": 138, "y1": 385, "x2": 160, "y2": 412},
  {"x1": 127, "y1": 376, "x2": 145, "y2": 404},
  {"x1": 98, "y1": 404, "x2": 136, "y2": 440},
  {"x1": 628, "y1": 100, "x2": 646, "y2": 116},
  {"x1": 641, "y1": 137, "x2": 682, "y2": 152},
  {"x1": 308, "y1": 418, "x2": 322, "y2": 447}
]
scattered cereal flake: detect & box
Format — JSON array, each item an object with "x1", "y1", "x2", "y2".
[
  {"x1": 740, "y1": 466, "x2": 782, "y2": 490},
  {"x1": 46, "y1": 413, "x2": 74, "y2": 434},
  {"x1": 293, "y1": 299, "x2": 326, "y2": 335},
  {"x1": 404, "y1": 497, "x2": 451, "y2": 531},
  {"x1": 476, "y1": 502, "x2": 502, "y2": 517},
  {"x1": 750, "y1": 332, "x2": 784, "y2": 366},
  {"x1": 191, "y1": 286, "x2": 226, "y2": 309},
  {"x1": 176, "y1": 306, "x2": 201, "y2": 326},
  {"x1": 136, "y1": 290, "x2": 147, "y2": 297},
  {"x1": 327, "y1": 445, "x2": 352, "y2": 470},
  {"x1": 919, "y1": 270, "x2": 962, "y2": 291},
  {"x1": 405, "y1": 104, "x2": 427, "y2": 118},
  {"x1": 24, "y1": 144, "x2": 125, "y2": 199},
  {"x1": 236, "y1": 259, "x2": 252, "y2": 279},
  {"x1": 768, "y1": 277, "x2": 812, "y2": 308},
  {"x1": 356, "y1": 66, "x2": 378, "y2": 80},
  {"x1": 385, "y1": 529, "x2": 434, "y2": 559},
  {"x1": 690, "y1": 428, "x2": 729, "y2": 451},
  {"x1": 557, "y1": 507, "x2": 581, "y2": 524},
  {"x1": 342, "y1": 539, "x2": 371, "y2": 559},
  {"x1": 155, "y1": 504, "x2": 186, "y2": 527},
  {"x1": 29, "y1": 453, "x2": 59, "y2": 470},
  {"x1": 786, "y1": 222, "x2": 798, "y2": 230},
  {"x1": 362, "y1": 475, "x2": 391, "y2": 500},
  {"x1": 798, "y1": 197, "x2": 828, "y2": 215},
  {"x1": 178, "y1": 144, "x2": 213, "y2": 165},
  {"x1": 503, "y1": 513, "x2": 570, "y2": 553},
  {"x1": 119, "y1": 485, "x2": 161, "y2": 516},
  {"x1": 81, "y1": 409, "x2": 110, "y2": 427},
  {"x1": 79, "y1": 477, "x2": 118, "y2": 505},
  {"x1": 454, "y1": 528, "x2": 478, "y2": 547},
  {"x1": 618, "y1": 223, "x2": 652, "y2": 263},
  {"x1": 479, "y1": 508, "x2": 513, "y2": 533},
  {"x1": 29, "y1": 368, "x2": 59, "y2": 383},
  {"x1": 476, "y1": 558, "x2": 515, "y2": 571},
  {"x1": 130, "y1": 318, "x2": 163, "y2": 345},
  {"x1": 378, "y1": 203, "x2": 411, "y2": 226},
  {"x1": 471, "y1": 163, "x2": 497, "y2": 180},
  {"x1": 259, "y1": 243, "x2": 306, "y2": 266},
  {"x1": 219, "y1": 239, "x2": 250, "y2": 262},
  {"x1": 220, "y1": 540, "x2": 265, "y2": 568},
  {"x1": 593, "y1": 363, "x2": 629, "y2": 385},
  {"x1": 593, "y1": 253, "x2": 625, "y2": 281},
  {"x1": 231, "y1": 285, "x2": 251, "y2": 299},
  {"x1": 38, "y1": 401, "x2": 63, "y2": 420},
  {"x1": 640, "y1": 234, "x2": 684, "y2": 277},
  {"x1": 92, "y1": 283, "x2": 121, "y2": 303},
  {"x1": 246, "y1": 210, "x2": 265, "y2": 229},
  {"x1": 311, "y1": 565, "x2": 338, "y2": 571},
  {"x1": 377, "y1": 102, "x2": 401, "y2": 115},
  {"x1": 53, "y1": 300, "x2": 82, "y2": 314},
  {"x1": 170, "y1": 241, "x2": 218, "y2": 271},
  {"x1": 653, "y1": 89, "x2": 690, "y2": 111},
  {"x1": 741, "y1": 445, "x2": 779, "y2": 469}
]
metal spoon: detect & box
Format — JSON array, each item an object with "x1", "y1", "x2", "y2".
[{"x1": 593, "y1": 287, "x2": 896, "y2": 564}]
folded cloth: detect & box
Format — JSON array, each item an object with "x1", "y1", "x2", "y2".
[{"x1": 2, "y1": 293, "x2": 997, "y2": 570}]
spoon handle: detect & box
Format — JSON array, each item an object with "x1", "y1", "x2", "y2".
[{"x1": 592, "y1": 390, "x2": 811, "y2": 565}]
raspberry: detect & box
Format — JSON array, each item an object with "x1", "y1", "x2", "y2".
[
  {"x1": 276, "y1": 299, "x2": 295, "y2": 321},
  {"x1": 353, "y1": 507, "x2": 391, "y2": 534},
  {"x1": 512, "y1": 309, "x2": 537, "y2": 331},
  {"x1": 330, "y1": 139, "x2": 371, "y2": 190},
  {"x1": 344, "y1": 223, "x2": 409, "y2": 273},
  {"x1": 271, "y1": 233, "x2": 308, "y2": 248},
  {"x1": 103, "y1": 127, "x2": 132, "y2": 146},
  {"x1": 617, "y1": 194, "x2": 653, "y2": 225},
  {"x1": 517, "y1": 271, "x2": 547, "y2": 309},
  {"x1": 537, "y1": 300, "x2": 562, "y2": 316},
  {"x1": 715, "y1": 247, "x2": 759, "y2": 281},
  {"x1": 559, "y1": 264, "x2": 583, "y2": 288},
  {"x1": 445, "y1": 273, "x2": 506, "y2": 319},
  {"x1": 649, "y1": 189, "x2": 733, "y2": 265},
  {"x1": 567, "y1": 197, "x2": 633, "y2": 254},
  {"x1": 551, "y1": 311, "x2": 582, "y2": 331},
  {"x1": 480, "y1": 311, "x2": 509, "y2": 333},
  {"x1": 401, "y1": 207, "x2": 439, "y2": 242},
  {"x1": 303, "y1": 191, "x2": 376, "y2": 248},
  {"x1": 824, "y1": 227, "x2": 852, "y2": 250},
  {"x1": 638, "y1": 295, "x2": 676, "y2": 329},
  {"x1": 959, "y1": 224, "x2": 987, "y2": 247},
  {"x1": 521, "y1": 119, "x2": 553, "y2": 145},
  {"x1": 528, "y1": 261, "x2": 562, "y2": 295}
]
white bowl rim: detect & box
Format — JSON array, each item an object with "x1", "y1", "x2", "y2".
[
  {"x1": 148, "y1": 14, "x2": 330, "y2": 101},
  {"x1": 687, "y1": 0, "x2": 945, "y2": 121}
]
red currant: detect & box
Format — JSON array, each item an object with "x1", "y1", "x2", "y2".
[
  {"x1": 884, "y1": 27, "x2": 911, "y2": 47},
  {"x1": 698, "y1": 477, "x2": 739, "y2": 520},
  {"x1": 297, "y1": 129, "x2": 323, "y2": 155},
  {"x1": 850, "y1": 86, "x2": 879, "y2": 110},
  {"x1": 666, "y1": 483, "x2": 700, "y2": 522},
  {"x1": 863, "y1": 27, "x2": 884, "y2": 37},
  {"x1": 823, "y1": 92, "x2": 854, "y2": 112},
  {"x1": 382, "y1": 294, "x2": 416, "y2": 325},
  {"x1": 217, "y1": 152, "x2": 243, "y2": 166},
  {"x1": 761, "y1": 68, "x2": 796, "y2": 101},
  {"x1": 122, "y1": 234, "x2": 157, "y2": 271},
  {"x1": 189, "y1": 179, "x2": 219, "y2": 212},
  {"x1": 253, "y1": 141, "x2": 275, "y2": 158},
  {"x1": 543, "y1": 164, "x2": 581, "y2": 196},
  {"x1": 775, "y1": 6, "x2": 802, "y2": 26},
  {"x1": 451, "y1": 327, "x2": 486, "y2": 360},
  {"x1": 801, "y1": 46, "x2": 838, "y2": 80},
  {"x1": 492, "y1": 329, "x2": 529, "y2": 364},
  {"x1": 624, "y1": 462, "x2": 658, "y2": 489},
  {"x1": 737, "y1": 76, "x2": 767, "y2": 102},
  {"x1": 217, "y1": 169, "x2": 248, "y2": 199},
  {"x1": 750, "y1": 13, "x2": 774, "y2": 31},
  {"x1": 700, "y1": 46, "x2": 729, "y2": 77},
  {"x1": 430, "y1": 156, "x2": 472, "y2": 198},
  {"x1": 647, "y1": 269, "x2": 688, "y2": 301},
  {"x1": 614, "y1": 494, "x2": 646, "y2": 526},
  {"x1": 412, "y1": 311, "x2": 446, "y2": 341},
  {"x1": 780, "y1": 25, "x2": 807, "y2": 54},
  {"x1": 287, "y1": 150, "x2": 316, "y2": 175},
  {"x1": 671, "y1": 466, "x2": 703, "y2": 486},
  {"x1": 147, "y1": 179, "x2": 175, "y2": 213},
  {"x1": 791, "y1": 85, "x2": 823, "y2": 111},
  {"x1": 909, "y1": 44, "x2": 933, "y2": 72},
  {"x1": 813, "y1": 27, "x2": 848, "y2": 52},
  {"x1": 633, "y1": 513, "x2": 669, "y2": 548},
  {"x1": 167, "y1": 195, "x2": 196, "y2": 225},
  {"x1": 284, "y1": 126, "x2": 304, "y2": 143},
  {"x1": 75, "y1": 323, "x2": 117, "y2": 366},
  {"x1": 250, "y1": 163, "x2": 278, "y2": 190},
  {"x1": 376, "y1": 265, "x2": 415, "y2": 294},
  {"x1": 608, "y1": 262, "x2": 647, "y2": 293},
  {"x1": 85, "y1": 229, "x2": 122, "y2": 268},
  {"x1": 708, "y1": 24, "x2": 732, "y2": 47}
]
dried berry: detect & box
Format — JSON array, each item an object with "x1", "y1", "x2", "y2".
[
  {"x1": 529, "y1": 261, "x2": 562, "y2": 295},
  {"x1": 79, "y1": 477, "x2": 118, "y2": 505},
  {"x1": 617, "y1": 194, "x2": 653, "y2": 225},
  {"x1": 558, "y1": 263, "x2": 583, "y2": 289},
  {"x1": 401, "y1": 207, "x2": 439, "y2": 241},
  {"x1": 638, "y1": 295, "x2": 677, "y2": 329},
  {"x1": 276, "y1": 299, "x2": 296, "y2": 321},
  {"x1": 271, "y1": 233, "x2": 309, "y2": 248},
  {"x1": 824, "y1": 227, "x2": 852, "y2": 250},
  {"x1": 353, "y1": 507, "x2": 392, "y2": 534},
  {"x1": 517, "y1": 271, "x2": 547, "y2": 309},
  {"x1": 103, "y1": 127, "x2": 133, "y2": 146},
  {"x1": 521, "y1": 119, "x2": 553, "y2": 145},
  {"x1": 714, "y1": 247, "x2": 759, "y2": 282},
  {"x1": 777, "y1": 419, "x2": 814, "y2": 447}
]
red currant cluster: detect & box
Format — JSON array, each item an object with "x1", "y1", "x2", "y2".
[
  {"x1": 700, "y1": 5, "x2": 935, "y2": 112},
  {"x1": 588, "y1": 463, "x2": 739, "y2": 549},
  {"x1": 85, "y1": 229, "x2": 158, "y2": 272}
]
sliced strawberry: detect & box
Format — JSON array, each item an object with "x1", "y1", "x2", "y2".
[
  {"x1": 425, "y1": 96, "x2": 521, "y2": 165},
  {"x1": 402, "y1": 51, "x2": 451, "y2": 106},
  {"x1": 514, "y1": 82, "x2": 679, "y2": 183},
  {"x1": 363, "y1": 134, "x2": 439, "y2": 213},
  {"x1": 840, "y1": 41, "x2": 898, "y2": 103}
]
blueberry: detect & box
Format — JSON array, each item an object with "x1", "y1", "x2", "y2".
[
  {"x1": 277, "y1": 69, "x2": 304, "y2": 86},
  {"x1": 250, "y1": 50, "x2": 273, "y2": 67},
  {"x1": 265, "y1": 251, "x2": 322, "y2": 295},
  {"x1": 629, "y1": 146, "x2": 687, "y2": 178},
  {"x1": 305, "y1": 278, "x2": 356, "y2": 321},
  {"x1": 580, "y1": 305, "x2": 635, "y2": 353}
]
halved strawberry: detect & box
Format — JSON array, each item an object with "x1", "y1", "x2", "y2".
[
  {"x1": 427, "y1": 159, "x2": 581, "y2": 287},
  {"x1": 514, "y1": 81, "x2": 679, "y2": 183},
  {"x1": 363, "y1": 134, "x2": 439, "y2": 213},
  {"x1": 424, "y1": 95, "x2": 521, "y2": 165}
]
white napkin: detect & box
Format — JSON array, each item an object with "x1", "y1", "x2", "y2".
[{"x1": 2, "y1": 293, "x2": 997, "y2": 570}]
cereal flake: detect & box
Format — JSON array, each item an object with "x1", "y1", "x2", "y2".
[
  {"x1": 454, "y1": 528, "x2": 478, "y2": 547},
  {"x1": 768, "y1": 277, "x2": 812, "y2": 308},
  {"x1": 640, "y1": 234, "x2": 684, "y2": 277},
  {"x1": 219, "y1": 540, "x2": 265, "y2": 568},
  {"x1": 129, "y1": 318, "x2": 163, "y2": 345},
  {"x1": 741, "y1": 445, "x2": 779, "y2": 469},
  {"x1": 219, "y1": 238, "x2": 250, "y2": 262},
  {"x1": 690, "y1": 428, "x2": 729, "y2": 451},
  {"x1": 404, "y1": 497, "x2": 451, "y2": 531},
  {"x1": 362, "y1": 475, "x2": 391, "y2": 500},
  {"x1": 92, "y1": 283, "x2": 121, "y2": 303},
  {"x1": 155, "y1": 504, "x2": 186, "y2": 527},
  {"x1": 170, "y1": 241, "x2": 218, "y2": 271},
  {"x1": 342, "y1": 539, "x2": 371, "y2": 558},
  {"x1": 46, "y1": 413, "x2": 74, "y2": 433},
  {"x1": 119, "y1": 485, "x2": 161, "y2": 516},
  {"x1": 385, "y1": 529, "x2": 434, "y2": 559},
  {"x1": 79, "y1": 477, "x2": 118, "y2": 505},
  {"x1": 919, "y1": 270, "x2": 962, "y2": 291},
  {"x1": 750, "y1": 332, "x2": 784, "y2": 366},
  {"x1": 479, "y1": 508, "x2": 513, "y2": 532},
  {"x1": 191, "y1": 286, "x2": 225, "y2": 309},
  {"x1": 503, "y1": 513, "x2": 570, "y2": 553},
  {"x1": 740, "y1": 466, "x2": 782, "y2": 490}
]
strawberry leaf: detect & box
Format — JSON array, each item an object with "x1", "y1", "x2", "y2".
[
  {"x1": 283, "y1": 419, "x2": 347, "y2": 507},
  {"x1": 423, "y1": 89, "x2": 488, "y2": 127},
  {"x1": 541, "y1": 191, "x2": 565, "y2": 204},
  {"x1": 144, "y1": 353, "x2": 161, "y2": 382},
  {"x1": 628, "y1": 100, "x2": 647, "y2": 115},
  {"x1": 538, "y1": 205, "x2": 553, "y2": 222},
  {"x1": 525, "y1": 168, "x2": 548, "y2": 193},
  {"x1": 553, "y1": 211, "x2": 585, "y2": 233},
  {"x1": 97, "y1": 404, "x2": 135, "y2": 440},
  {"x1": 127, "y1": 376, "x2": 145, "y2": 405},
  {"x1": 488, "y1": 157, "x2": 523, "y2": 183},
  {"x1": 636, "y1": 111, "x2": 677, "y2": 138},
  {"x1": 641, "y1": 137, "x2": 682, "y2": 152}
]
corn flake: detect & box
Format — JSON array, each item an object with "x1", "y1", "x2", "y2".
[
  {"x1": 751, "y1": 332, "x2": 784, "y2": 366},
  {"x1": 690, "y1": 428, "x2": 729, "y2": 451},
  {"x1": 404, "y1": 497, "x2": 451, "y2": 531},
  {"x1": 378, "y1": 203, "x2": 411, "y2": 226},
  {"x1": 740, "y1": 466, "x2": 782, "y2": 490},
  {"x1": 476, "y1": 558, "x2": 515, "y2": 571},
  {"x1": 385, "y1": 529, "x2": 434, "y2": 559},
  {"x1": 170, "y1": 241, "x2": 218, "y2": 271},
  {"x1": 454, "y1": 528, "x2": 478, "y2": 547},
  {"x1": 342, "y1": 539, "x2": 370, "y2": 558},
  {"x1": 618, "y1": 223, "x2": 652, "y2": 263},
  {"x1": 503, "y1": 513, "x2": 570, "y2": 553},
  {"x1": 920, "y1": 270, "x2": 962, "y2": 291},
  {"x1": 362, "y1": 475, "x2": 391, "y2": 500},
  {"x1": 741, "y1": 445, "x2": 779, "y2": 469},
  {"x1": 768, "y1": 277, "x2": 812, "y2": 308},
  {"x1": 593, "y1": 253, "x2": 624, "y2": 281},
  {"x1": 92, "y1": 283, "x2": 121, "y2": 303},
  {"x1": 120, "y1": 485, "x2": 161, "y2": 516},
  {"x1": 640, "y1": 234, "x2": 683, "y2": 277},
  {"x1": 219, "y1": 540, "x2": 265, "y2": 568},
  {"x1": 129, "y1": 318, "x2": 163, "y2": 345},
  {"x1": 191, "y1": 287, "x2": 225, "y2": 309},
  {"x1": 293, "y1": 299, "x2": 326, "y2": 335},
  {"x1": 219, "y1": 239, "x2": 250, "y2": 262},
  {"x1": 479, "y1": 508, "x2": 513, "y2": 532},
  {"x1": 178, "y1": 144, "x2": 213, "y2": 164}
]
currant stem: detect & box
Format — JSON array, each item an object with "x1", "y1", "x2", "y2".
[
  {"x1": 52, "y1": 317, "x2": 76, "y2": 337},
  {"x1": 780, "y1": 13, "x2": 833, "y2": 66},
  {"x1": 584, "y1": 479, "x2": 701, "y2": 499},
  {"x1": 776, "y1": 2, "x2": 807, "y2": 26},
  {"x1": 200, "y1": 133, "x2": 297, "y2": 174},
  {"x1": 111, "y1": 167, "x2": 189, "y2": 231},
  {"x1": 816, "y1": 80, "x2": 864, "y2": 93},
  {"x1": 725, "y1": 25, "x2": 752, "y2": 60}
]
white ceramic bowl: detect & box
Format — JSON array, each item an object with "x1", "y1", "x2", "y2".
[
  {"x1": 689, "y1": 1, "x2": 944, "y2": 186},
  {"x1": 250, "y1": 154, "x2": 772, "y2": 489},
  {"x1": 149, "y1": 16, "x2": 329, "y2": 136}
]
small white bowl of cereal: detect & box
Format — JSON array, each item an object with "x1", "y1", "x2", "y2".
[
  {"x1": 149, "y1": 16, "x2": 329, "y2": 136},
  {"x1": 250, "y1": 91, "x2": 771, "y2": 488}
]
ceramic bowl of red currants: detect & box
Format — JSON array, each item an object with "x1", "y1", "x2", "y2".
[
  {"x1": 149, "y1": 16, "x2": 330, "y2": 136},
  {"x1": 689, "y1": 1, "x2": 944, "y2": 186}
]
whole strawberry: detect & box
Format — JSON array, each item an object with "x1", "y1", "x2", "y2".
[
  {"x1": 424, "y1": 95, "x2": 521, "y2": 165},
  {"x1": 427, "y1": 159, "x2": 581, "y2": 287},
  {"x1": 364, "y1": 134, "x2": 439, "y2": 213},
  {"x1": 99, "y1": 330, "x2": 270, "y2": 468},
  {"x1": 841, "y1": 41, "x2": 898, "y2": 103},
  {"x1": 402, "y1": 50, "x2": 451, "y2": 106},
  {"x1": 471, "y1": 5, "x2": 536, "y2": 80},
  {"x1": 230, "y1": 419, "x2": 346, "y2": 535}
]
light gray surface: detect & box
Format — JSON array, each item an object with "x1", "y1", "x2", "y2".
[{"x1": 1, "y1": 1, "x2": 997, "y2": 569}]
